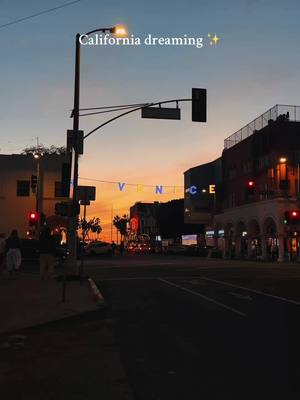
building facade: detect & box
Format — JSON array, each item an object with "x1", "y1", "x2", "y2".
[
  {"x1": 0, "y1": 154, "x2": 67, "y2": 238},
  {"x1": 184, "y1": 158, "x2": 222, "y2": 225},
  {"x1": 185, "y1": 105, "x2": 300, "y2": 261},
  {"x1": 129, "y1": 202, "x2": 160, "y2": 240}
]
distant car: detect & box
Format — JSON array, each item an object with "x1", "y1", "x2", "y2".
[
  {"x1": 138, "y1": 243, "x2": 151, "y2": 254},
  {"x1": 127, "y1": 241, "x2": 151, "y2": 254},
  {"x1": 85, "y1": 241, "x2": 112, "y2": 256},
  {"x1": 127, "y1": 241, "x2": 138, "y2": 254}
]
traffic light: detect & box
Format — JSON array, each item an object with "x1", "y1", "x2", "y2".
[
  {"x1": 28, "y1": 211, "x2": 39, "y2": 226},
  {"x1": 284, "y1": 210, "x2": 300, "y2": 225},
  {"x1": 192, "y1": 88, "x2": 207, "y2": 122},
  {"x1": 55, "y1": 202, "x2": 69, "y2": 216},
  {"x1": 55, "y1": 202, "x2": 80, "y2": 217},
  {"x1": 246, "y1": 180, "x2": 255, "y2": 196},
  {"x1": 31, "y1": 175, "x2": 38, "y2": 192},
  {"x1": 61, "y1": 162, "x2": 71, "y2": 197}
]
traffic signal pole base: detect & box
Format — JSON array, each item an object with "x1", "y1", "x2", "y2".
[
  {"x1": 66, "y1": 216, "x2": 79, "y2": 276},
  {"x1": 65, "y1": 257, "x2": 79, "y2": 275}
]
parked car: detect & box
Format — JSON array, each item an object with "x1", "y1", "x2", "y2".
[{"x1": 84, "y1": 241, "x2": 112, "y2": 256}]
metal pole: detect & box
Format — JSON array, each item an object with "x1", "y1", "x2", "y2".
[
  {"x1": 297, "y1": 162, "x2": 300, "y2": 199},
  {"x1": 79, "y1": 203, "x2": 86, "y2": 285},
  {"x1": 35, "y1": 158, "x2": 40, "y2": 238},
  {"x1": 67, "y1": 33, "x2": 81, "y2": 275},
  {"x1": 111, "y1": 205, "x2": 113, "y2": 242}
]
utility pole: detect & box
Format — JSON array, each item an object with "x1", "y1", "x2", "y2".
[
  {"x1": 66, "y1": 33, "x2": 81, "y2": 275},
  {"x1": 111, "y1": 205, "x2": 113, "y2": 243}
]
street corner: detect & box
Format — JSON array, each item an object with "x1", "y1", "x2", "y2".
[{"x1": 87, "y1": 277, "x2": 106, "y2": 307}]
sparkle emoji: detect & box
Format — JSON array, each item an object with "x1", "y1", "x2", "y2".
[{"x1": 208, "y1": 33, "x2": 220, "y2": 46}]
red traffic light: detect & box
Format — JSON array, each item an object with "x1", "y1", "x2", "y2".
[
  {"x1": 284, "y1": 210, "x2": 300, "y2": 224},
  {"x1": 28, "y1": 211, "x2": 39, "y2": 226},
  {"x1": 247, "y1": 180, "x2": 255, "y2": 187}
]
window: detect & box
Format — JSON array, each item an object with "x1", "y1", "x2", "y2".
[
  {"x1": 17, "y1": 180, "x2": 30, "y2": 197},
  {"x1": 228, "y1": 167, "x2": 237, "y2": 180},
  {"x1": 242, "y1": 160, "x2": 252, "y2": 174},
  {"x1": 54, "y1": 181, "x2": 63, "y2": 197},
  {"x1": 258, "y1": 155, "x2": 269, "y2": 170}
]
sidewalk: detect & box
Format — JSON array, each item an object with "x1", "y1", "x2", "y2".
[
  {"x1": 0, "y1": 271, "x2": 100, "y2": 334},
  {"x1": 0, "y1": 271, "x2": 134, "y2": 400}
]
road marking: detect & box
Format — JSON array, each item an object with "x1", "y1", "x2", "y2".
[
  {"x1": 201, "y1": 277, "x2": 300, "y2": 306},
  {"x1": 100, "y1": 277, "x2": 157, "y2": 281},
  {"x1": 158, "y1": 278, "x2": 246, "y2": 317},
  {"x1": 228, "y1": 292, "x2": 252, "y2": 301}
]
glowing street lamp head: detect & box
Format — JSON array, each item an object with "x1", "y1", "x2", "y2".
[
  {"x1": 279, "y1": 157, "x2": 287, "y2": 163},
  {"x1": 112, "y1": 24, "x2": 128, "y2": 37}
]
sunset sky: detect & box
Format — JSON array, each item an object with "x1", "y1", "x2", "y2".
[{"x1": 1, "y1": 0, "x2": 300, "y2": 241}]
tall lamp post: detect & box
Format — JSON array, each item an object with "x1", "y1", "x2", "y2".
[
  {"x1": 67, "y1": 24, "x2": 127, "y2": 271},
  {"x1": 33, "y1": 152, "x2": 43, "y2": 238}
]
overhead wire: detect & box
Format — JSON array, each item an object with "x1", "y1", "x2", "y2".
[{"x1": 0, "y1": 0, "x2": 82, "y2": 29}]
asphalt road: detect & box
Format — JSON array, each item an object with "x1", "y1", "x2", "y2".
[
  {"x1": 21, "y1": 254, "x2": 300, "y2": 399},
  {"x1": 86, "y1": 254, "x2": 300, "y2": 400}
]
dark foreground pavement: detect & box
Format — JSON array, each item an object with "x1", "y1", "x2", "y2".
[
  {"x1": 2, "y1": 255, "x2": 300, "y2": 399},
  {"x1": 90, "y1": 255, "x2": 300, "y2": 400},
  {"x1": 0, "y1": 310, "x2": 133, "y2": 400}
]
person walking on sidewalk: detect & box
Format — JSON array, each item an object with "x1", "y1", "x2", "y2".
[
  {"x1": 0, "y1": 233, "x2": 6, "y2": 273},
  {"x1": 111, "y1": 241, "x2": 116, "y2": 255},
  {"x1": 5, "y1": 230, "x2": 22, "y2": 274},
  {"x1": 39, "y1": 225, "x2": 56, "y2": 280}
]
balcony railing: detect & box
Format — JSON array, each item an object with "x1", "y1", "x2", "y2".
[{"x1": 224, "y1": 104, "x2": 300, "y2": 150}]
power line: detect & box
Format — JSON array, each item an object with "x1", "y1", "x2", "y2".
[
  {"x1": 79, "y1": 177, "x2": 184, "y2": 189},
  {"x1": 79, "y1": 104, "x2": 150, "y2": 117},
  {"x1": 0, "y1": 0, "x2": 82, "y2": 30},
  {"x1": 79, "y1": 103, "x2": 149, "y2": 111}
]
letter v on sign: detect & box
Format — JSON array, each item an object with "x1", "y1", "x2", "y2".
[{"x1": 118, "y1": 182, "x2": 126, "y2": 191}]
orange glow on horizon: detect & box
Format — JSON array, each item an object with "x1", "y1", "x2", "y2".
[{"x1": 79, "y1": 180, "x2": 184, "y2": 243}]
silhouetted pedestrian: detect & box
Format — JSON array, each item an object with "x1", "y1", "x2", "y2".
[
  {"x1": 111, "y1": 241, "x2": 116, "y2": 255},
  {"x1": 5, "y1": 230, "x2": 22, "y2": 274},
  {"x1": 39, "y1": 225, "x2": 56, "y2": 280}
]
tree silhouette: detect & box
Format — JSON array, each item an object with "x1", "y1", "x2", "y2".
[
  {"x1": 21, "y1": 144, "x2": 66, "y2": 156},
  {"x1": 113, "y1": 214, "x2": 129, "y2": 239},
  {"x1": 78, "y1": 217, "x2": 102, "y2": 241}
]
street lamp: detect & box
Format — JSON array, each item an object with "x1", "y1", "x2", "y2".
[
  {"x1": 32, "y1": 151, "x2": 43, "y2": 238},
  {"x1": 68, "y1": 24, "x2": 127, "y2": 272},
  {"x1": 279, "y1": 157, "x2": 287, "y2": 164}
]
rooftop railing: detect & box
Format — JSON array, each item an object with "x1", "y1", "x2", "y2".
[{"x1": 224, "y1": 104, "x2": 300, "y2": 150}]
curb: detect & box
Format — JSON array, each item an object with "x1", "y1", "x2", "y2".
[{"x1": 88, "y1": 278, "x2": 105, "y2": 306}]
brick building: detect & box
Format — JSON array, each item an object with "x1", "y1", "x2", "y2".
[{"x1": 185, "y1": 105, "x2": 300, "y2": 261}]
